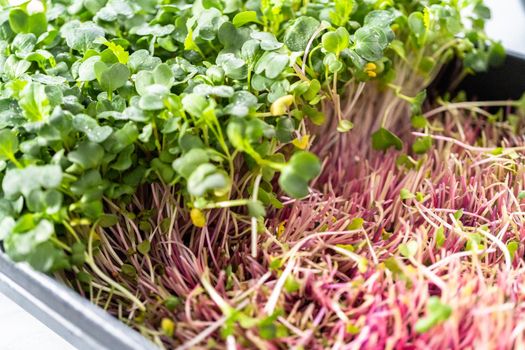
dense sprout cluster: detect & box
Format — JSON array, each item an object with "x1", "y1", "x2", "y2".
[
  {"x1": 0, "y1": 0, "x2": 500, "y2": 275},
  {"x1": 83, "y1": 102, "x2": 525, "y2": 349}
]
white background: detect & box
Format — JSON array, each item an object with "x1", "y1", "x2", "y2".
[
  {"x1": 485, "y1": 0, "x2": 525, "y2": 54},
  {"x1": 0, "y1": 293, "x2": 74, "y2": 349}
]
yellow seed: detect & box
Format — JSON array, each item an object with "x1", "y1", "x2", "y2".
[
  {"x1": 270, "y1": 95, "x2": 294, "y2": 116},
  {"x1": 358, "y1": 258, "x2": 368, "y2": 273},
  {"x1": 406, "y1": 265, "x2": 417, "y2": 274},
  {"x1": 190, "y1": 208, "x2": 206, "y2": 228},
  {"x1": 365, "y1": 62, "x2": 377, "y2": 71},
  {"x1": 423, "y1": 8, "x2": 431, "y2": 30},
  {"x1": 161, "y1": 318, "x2": 175, "y2": 337},
  {"x1": 277, "y1": 221, "x2": 286, "y2": 238},
  {"x1": 292, "y1": 135, "x2": 310, "y2": 149},
  {"x1": 367, "y1": 71, "x2": 377, "y2": 78}
]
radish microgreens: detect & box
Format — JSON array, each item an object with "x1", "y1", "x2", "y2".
[{"x1": 0, "y1": 0, "x2": 499, "y2": 273}]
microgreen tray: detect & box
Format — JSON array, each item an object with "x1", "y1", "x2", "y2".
[{"x1": 0, "y1": 52, "x2": 524, "y2": 350}]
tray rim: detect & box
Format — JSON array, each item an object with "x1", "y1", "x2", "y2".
[{"x1": 0, "y1": 250, "x2": 159, "y2": 350}]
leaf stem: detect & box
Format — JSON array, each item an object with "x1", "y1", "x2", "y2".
[
  {"x1": 251, "y1": 173, "x2": 262, "y2": 258},
  {"x1": 202, "y1": 199, "x2": 252, "y2": 209},
  {"x1": 85, "y1": 223, "x2": 146, "y2": 311},
  {"x1": 424, "y1": 100, "x2": 520, "y2": 118}
]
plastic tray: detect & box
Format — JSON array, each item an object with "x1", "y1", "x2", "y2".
[
  {"x1": 0, "y1": 251, "x2": 157, "y2": 350},
  {"x1": 460, "y1": 51, "x2": 525, "y2": 100}
]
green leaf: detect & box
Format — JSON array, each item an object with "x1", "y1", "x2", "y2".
[
  {"x1": 95, "y1": 62, "x2": 130, "y2": 93},
  {"x1": 187, "y1": 163, "x2": 230, "y2": 197},
  {"x1": 0, "y1": 217, "x2": 15, "y2": 241},
  {"x1": 284, "y1": 16, "x2": 320, "y2": 52},
  {"x1": 61, "y1": 20, "x2": 105, "y2": 52},
  {"x1": 488, "y1": 42, "x2": 506, "y2": 67},
  {"x1": 128, "y1": 50, "x2": 162, "y2": 73},
  {"x1": 323, "y1": 53, "x2": 343, "y2": 73},
  {"x1": 2, "y1": 165, "x2": 63, "y2": 198},
  {"x1": 322, "y1": 27, "x2": 349, "y2": 54},
  {"x1": 248, "y1": 200, "x2": 266, "y2": 218},
  {"x1": 218, "y1": 22, "x2": 251, "y2": 53},
  {"x1": 68, "y1": 142, "x2": 105, "y2": 169},
  {"x1": 389, "y1": 40, "x2": 406, "y2": 60},
  {"x1": 96, "y1": 0, "x2": 134, "y2": 21},
  {"x1": 415, "y1": 297, "x2": 452, "y2": 333},
  {"x1": 507, "y1": 241, "x2": 519, "y2": 260},
  {"x1": 435, "y1": 226, "x2": 446, "y2": 248},
  {"x1": 279, "y1": 151, "x2": 321, "y2": 198},
  {"x1": 193, "y1": 8, "x2": 226, "y2": 41},
  {"x1": 134, "y1": 70, "x2": 155, "y2": 96},
  {"x1": 99, "y1": 214, "x2": 118, "y2": 228},
  {"x1": 3, "y1": 56, "x2": 31, "y2": 79},
  {"x1": 72, "y1": 114, "x2": 113, "y2": 143},
  {"x1": 182, "y1": 93, "x2": 209, "y2": 118},
  {"x1": 137, "y1": 240, "x2": 151, "y2": 255},
  {"x1": 276, "y1": 117, "x2": 294, "y2": 142},
  {"x1": 284, "y1": 276, "x2": 300, "y2": 293},
  {"x1": 139, "y1": 94, "x2": 166, "y2": 111},
  {"x1": 251, "y1": 31, "x2": 283, "y2": 51},
  {"x1": 131, "y1": 24, "x2": 175, "y2": 37},
  {"x1": 329, "y1": 0, "x2": 353, "y2": 26},
  {"x1": 254, "y1": 52, "x2": 289, "y2": 79},
  {"x1": 164, "y1": 296, "x2": 182, "y2": 311},
  {"x1": 172, "y1": 149, "x2": 210, "y2": 179},
  {"x1": 26, "y1": 190, "x2": 63, "y2": 215},
  {"x1": 103, "y1": 122, "x2": 139, "y2": 154},
  {"x1": 411, "y1": 115, "x2": 428, "y2": 129},
  {"x1": 12, "y1": 33, "x2": 37, "y2": 58},
  {"x1": 121, "y1": 263, "x2": 137, "y2": 277},
  {"x1": 258, "y1": 313, "x2": 289, "y2": 340},
  {"x1": 411, "y1": 90, "x2": 427, "y2": 115},
  {"x1": 371, "y1": 128, "x2": 403, "y2": 151},
  {"x1": 217, "y1": 53, "x2": 247, "y2": 80},
  {"x1": 100, "y1": 39, "x2": 129, "y2": 64},
  {"x1": 225, "y1": 91, "x2": 258, "y2": 117},
  {"x1": 19, "y1": 82, "x2": 51, "y2": 122},
  {"x1": 400, "y1": 188, "x2": 415, "y2": 200},
  {"x1": 474, "y1": 3, "x2": 491, "y2": 19},
  {"x1": 5, "y1": 219, "x2": 68, "y2": 272},
  {"x1": 408, "y1": 12, "x2": 426, "y2": 45},
  {"x1": 337, "y1": 120, "x2": 354, "y2": 133},
  {"x1": 303, "y1": 105, "x2": 325, "y2": 125},
  {"x1": 464, "y1": 50, "x2": 489, "y2": 73},
  {"x1": 453, "y1": 209, "x2": 463, "y2": 221},
  {"x1": 153, "y1": 63, "x2": 175, "y2": 88},
  {"x1": 9, "y1": 9, "x2": 29, "y2": 34},
  {"x1": 193, "y1": 84, "x2": 234, "y2": 98},
  {"x1": 398, "y1": 240, "x2": 418, "y2": 258},
  {"x1": 354, "y1": 25, "x2": 391, "y2": 61},
  {"x1": 9, "y1": 8, "x2": 47, "y2": 37},
  {"x1": 0, "y1": 130, "x2": 19, "y2": 162},
  {"x1": 84, "y1": 0, "x2": 107, "y2": 14},
  {"x1": 232, "y1": 11, "x2": 260, "y2": 27},
  {"x1": 78, "y1": 56, "x2": 102, "y2": 82},
  {"x1": 364, "y1": 10, "x2": 396, "y2": 27},
  {"x1": 347, "y1": 217, "x2": 364, "y2": 230},
  {"x1": 412, "y1": 136, "x2": 432, "y2": 154}
]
